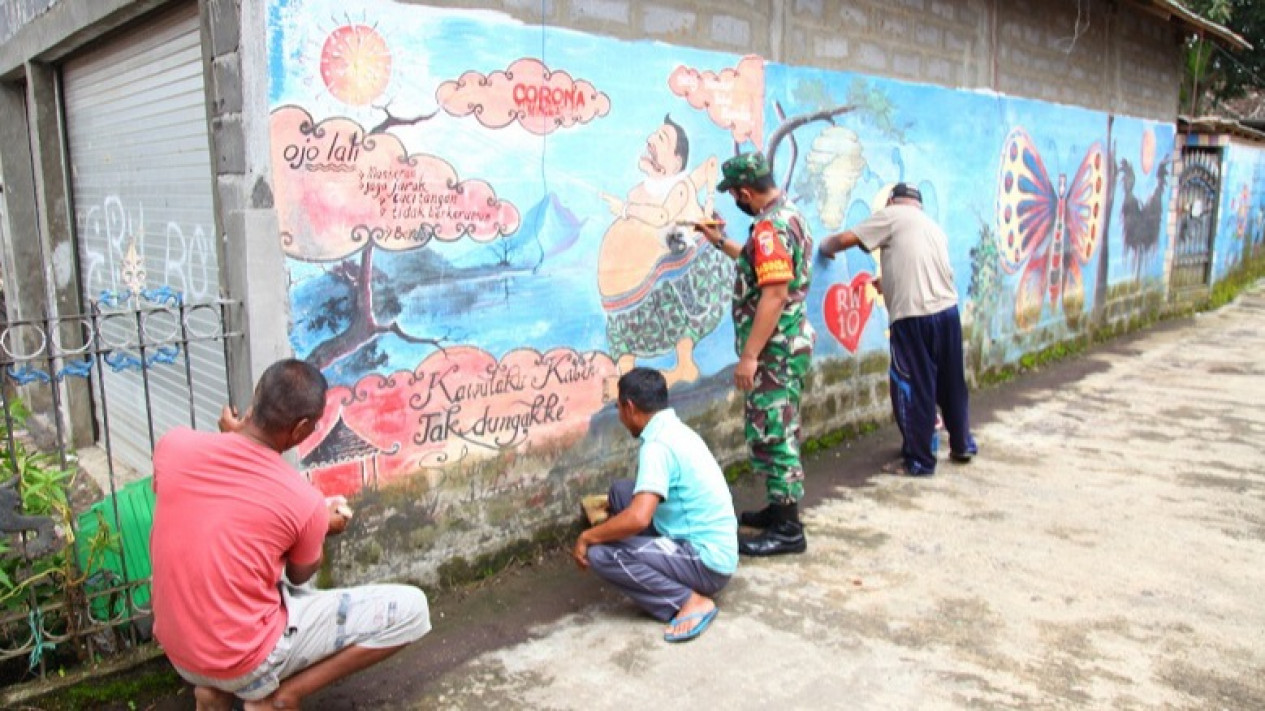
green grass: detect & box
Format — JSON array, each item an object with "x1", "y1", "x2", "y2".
[
  {"x1": 31, "y1": 664, "x2": 183, "y2": 710},
  {"x1": 969, "y1": 261, "x2": 1265, "y2": 388},
  {"x1": 1207, "y1": 257, "x2": 1265, "y2": 310},
  {"x1": 722, "y1": 419, "x2": 881, "y2": 485},
  {"x1": 434, "y1": 520, "x2": 581, "y2": 590},
  {"x1": 802, "y1": 420, "x2": 880, "y2": 456}
]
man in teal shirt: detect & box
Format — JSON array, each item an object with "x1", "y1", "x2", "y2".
[{"x1": 572, "y1": 368, "x2": 738, "y2": 643}]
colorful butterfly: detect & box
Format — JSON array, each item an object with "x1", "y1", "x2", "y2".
[{"x1": 996, "y1": 127, "x2": 1107, "y2": 330}]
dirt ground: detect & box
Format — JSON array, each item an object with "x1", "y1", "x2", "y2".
[{"x1": 123, "y1": 286, "x2": 1265, "y2": 710}]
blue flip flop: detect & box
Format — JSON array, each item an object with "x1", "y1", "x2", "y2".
[{"x1": 664, "y1": 606, "x2": 719, "y2": 643}]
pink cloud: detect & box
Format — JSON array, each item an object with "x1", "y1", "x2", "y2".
[
  {"x1": 669, "y1": 55, "x2": 765, "y2": 150},
  {"x1": 271, "y1": 106, "x2": 521, "y2": 261},
  {"x1": 299, "y1": 346, "x2": 618, "y2": 497},
  {"x1": 436, "y1": 58, "x2": 612, "y2": 135}
]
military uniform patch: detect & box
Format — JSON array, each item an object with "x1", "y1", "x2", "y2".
[{"x1": 755, "y1": 222, "x2": 777, "y2": 255}]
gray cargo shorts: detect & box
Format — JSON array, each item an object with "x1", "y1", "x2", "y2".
[{"x1": 173, "y1": 582, "x2": 430, "y2": 701}]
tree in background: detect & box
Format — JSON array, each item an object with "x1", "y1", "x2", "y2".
[{"x1": 1181, "y1": 0, "x2": 1265, "y2": 116}]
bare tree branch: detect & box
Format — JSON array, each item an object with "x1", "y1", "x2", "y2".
[
  {"x1": 309, "y1": 244, "x2": 447, "y2": 370},
  {"x1": 370, "y1": 105, "x2": 440, "y2": 134},
  {"x1": 1092, "y1": 114, "x2": 1116, "y2": 328},
  {"x1": 358, "y1": 244, "x2": 376, "y2": 315},
  {"x1": 773, "y1": 103, "x2": 802, "y2": 194},
  {"x1": 766, "y1": 105, "x2": 857, "y2": 177},
  {"x1": 384, "y1": 321, "x2": 448, "y2": 353}
]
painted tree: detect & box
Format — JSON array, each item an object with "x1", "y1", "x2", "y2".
[
  {"x1": 271, "y1": 106, "x2": 524, "y2": 373},
  {"x1": 283, "y1": 26, "x2": 618, "y2": 376},
  {"x1": 1092, "y1": 115, "x2": 1118, "y2": 328}
]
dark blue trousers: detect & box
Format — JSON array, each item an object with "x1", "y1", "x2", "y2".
[{"x1": 889, "y1": 306, "x2": 975, "y2": 475}]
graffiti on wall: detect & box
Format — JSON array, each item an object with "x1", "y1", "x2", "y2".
[
  {"x1": 268, "y1": 0, "x2": 1177, "y2": 507},
  {"x1": 78, "y1": 196, "x2": 217, "y2": 301}
]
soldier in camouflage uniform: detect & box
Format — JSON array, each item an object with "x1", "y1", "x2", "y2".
[{"x1": 694, "y1": 152, "x2": 814, "y2": 557}]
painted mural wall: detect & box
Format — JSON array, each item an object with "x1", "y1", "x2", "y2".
[
  {"x1": 266, "y1": 0, "x2": 1175, "y2": 581},
  {"x1": 1212, "y1": 141, "x2": 1265, "y2": 282}
]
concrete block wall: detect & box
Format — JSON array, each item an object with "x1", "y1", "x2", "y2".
[
  {"x1": 419, "y1": 0, "x2": 1181, "y2": 122},
  {"x1": 996, "y1": 0, "x2": 1105, "y2": 109},
  {"x1": 702, "y1": 354, "x2": 892, "y2": 469},
  {"x1": 995, "y1": 0, "x2": 1180, "y2": 121},
  {"x1": 1115, "y1": 6, "x2": 1183, "y2": 119},
  {"x1": 420, "y1": 0, "x2": 777, "y2": 55},
  {"x1": 784, "y1": 0, "x2": 993, "y2": 92},
  {"x1": 1100, "y1": 281, "x2": 1165, "y2": 331}
]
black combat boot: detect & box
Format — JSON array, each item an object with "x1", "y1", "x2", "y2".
[
  {"x1": 738, "y1": 502, "x2": 806, "y2": 556},
  {"x1": 738, "y1": 505, "x2": 774, "y2": 528}
]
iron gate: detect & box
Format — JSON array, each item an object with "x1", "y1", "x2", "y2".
[
  {"x1": 1171, "y1": 146, "x2": 1223, "y2": 293},
  {"x1": 0, "y1": 288, "x2": 238, "y2": 683}
]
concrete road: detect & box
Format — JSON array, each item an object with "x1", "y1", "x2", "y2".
[{"x1": 150, "y1": 287, "x2": 1265, "y2": 710}]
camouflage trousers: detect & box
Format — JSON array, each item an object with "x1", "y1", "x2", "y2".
[{"x1": 744, "y1": 352, "x2": 810, "y2": 504}]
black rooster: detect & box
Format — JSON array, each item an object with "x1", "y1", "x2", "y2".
[{"x1": 1118, "y1": 157, "x2": 1169, "y2": 276}]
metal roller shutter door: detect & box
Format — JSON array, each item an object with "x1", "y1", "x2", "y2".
[{"x1": 63, "y1": 3, "x2": 227, "y2": 475}]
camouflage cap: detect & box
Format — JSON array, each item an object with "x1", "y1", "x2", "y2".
[{"x1": 717, "y1": 152, "x2": 772, "y2": 192}]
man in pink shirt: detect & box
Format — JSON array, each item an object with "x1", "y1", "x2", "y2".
[{"x1": 151, "y1": 359, "x2": 430, "y2": 710}]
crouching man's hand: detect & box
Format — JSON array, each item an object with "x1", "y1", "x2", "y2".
[
  {"x1": 326, "y1": 496, "x2": 353, "y2": 536},
  {"x1": 571, "y1": 535, "x2": 590, "y2": 571}
]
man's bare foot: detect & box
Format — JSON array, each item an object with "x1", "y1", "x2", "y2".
[
  {"x1": 193, "y1": 686, "x2": 234, "y2": 711},
  {"x1": 664, "y1": 592, "x2": 717, "y2": 640}
]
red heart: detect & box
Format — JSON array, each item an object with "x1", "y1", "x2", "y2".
[{"x1": 823, "y1": 273, "x2": 875, "y2": 353}]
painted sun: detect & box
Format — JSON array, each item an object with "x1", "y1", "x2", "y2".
[
  {"x1": 320, "y1": 24, "x2": 392, "y2": 106},
  {"x1": 1140, "y1": 128, "x2": 1156, "y2": 175}
]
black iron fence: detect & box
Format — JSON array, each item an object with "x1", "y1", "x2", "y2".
[{"x1": 0, "y1": 287, "x2": 237, "y2": 683}]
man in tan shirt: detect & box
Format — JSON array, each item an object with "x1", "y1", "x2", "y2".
[{"x1": 818, "y1": 183, "x2": 977, "y2": 476}]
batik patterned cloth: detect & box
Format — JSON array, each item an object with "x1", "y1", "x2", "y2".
[{"x1": 603, "y1": 234, "x2": 731, "y2": 359}]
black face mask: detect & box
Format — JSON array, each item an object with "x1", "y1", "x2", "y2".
[{"x1": 735, "y1": 193, "x2": 756, "y2": 217}]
